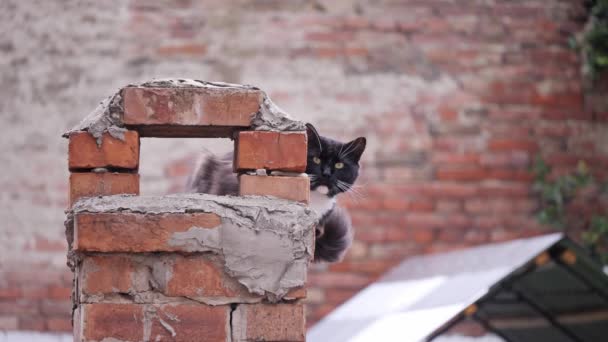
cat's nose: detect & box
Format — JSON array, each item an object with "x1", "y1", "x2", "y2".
[{"x1": 322, "y1": 167, "x2": 331, "y2": 177}]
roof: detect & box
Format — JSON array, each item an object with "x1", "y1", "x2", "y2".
[{"x1": 308, "y1": 233, "x2": 608, "y2": 342}]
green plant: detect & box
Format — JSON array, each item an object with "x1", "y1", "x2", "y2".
[
  {"x1": 582, "y1": 216, "x2": 608, "y2": 265},
  {"x1": 532, "y1": 157, "x2": 608, "y2": 265},
  {"x1": 573, "y1": 0, "x2": 608, "y2": 79}
]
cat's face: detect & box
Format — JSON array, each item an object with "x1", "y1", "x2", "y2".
[{"x1": 306, "y1": 124, "x2": 366, "y2": 197}]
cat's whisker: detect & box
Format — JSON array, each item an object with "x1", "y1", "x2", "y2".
[
  {"x1": 338, "y1": 142, "x2": 358, "y2": 159},
  {"x1": 337, "y1": 180, "x2": 366, "y2": 199},
  {"x1": 339, "y1": 139, "x2": 363, "y2": 159},
  {"x1": 339, "y1": 186, "x2": 363, "y2": 203},
  {"x1": 335, "y1": 181, "x2": 362, "y2": 197}
]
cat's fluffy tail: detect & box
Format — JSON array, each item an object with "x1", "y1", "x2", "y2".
[
  {"x1": 314, "y1": 205, "x2": 353, "y2": 263},
  {"x1": 186, "y1": 151, "x2": 238, "y2": 195}
]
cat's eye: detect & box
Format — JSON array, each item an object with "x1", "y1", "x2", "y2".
[
  {"x1": 313, "y1": 157, "x2": 321, "y2": 164},
  {"x1": 335, "y1": 162, "x2": 344, "y2": 169}
]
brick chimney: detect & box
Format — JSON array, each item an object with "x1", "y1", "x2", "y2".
[{"x1": 64, "y1": 80, "x2": 314, "y2": 341}]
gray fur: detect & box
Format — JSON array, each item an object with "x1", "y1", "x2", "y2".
[{"x1": 187, "y1": 152, "x2": 238, "y2": 196}]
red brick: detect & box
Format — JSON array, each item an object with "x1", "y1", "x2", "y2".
[
  {"x1": 21, "y1": 286, "x2": 49, "y2": 299},
  {"x1": 410, "y1": 199, "x2": 434, "y2": 212},
  {"x1": 405, "y1": 213, "x2": 446, "y2": 229},
  {"x1": 79, "y1": 255, "x2": 135, "y2": 294},
  {"x1": 381, "y1": 197, "x2": 410, "y2": 211},
  {"x1": 80, "y1": 303, "x2": 229, "y2": 342},
  {"x1": 486, "y1": 169, "x2": 534, "y2": 182},
  {"x1": 122, "y1": 86, "x2": 261, "y2": 127},
  {"x1": 488, "y1": 139, "x2": 539, "y2": 152},
  {"x1": 432, "y1": 153, "x2": 480, "y2": 166},
  {"x1": 307, "y1": 273, "x2": 370, "y2": 289},
  {"x1": 40, "y1": 299, "x2": 71, "y2": 316},
  {"x1": 384, "y1": 226, "x2": 412, "y2": 241},
  {"x1": 480, "y1": 152, "x2": 530, "y2": 168},
  {"x1": 436, "y1": 168, "x2": 487, "y2": 181},
  {"x1": 425, "y1": 182, "x2": 478, "y2": 198},
  {"x1": 344, "y1": 198, "x2": 383, "y2": 211},
  {"x1": 465, "y1": 199, "x2": 514, "y2": 214},
  {"x1": 157, "y1": 43, "x2": 207, "y2": 56},
  {"x1": 438, "y1": 227, "x2": 465, "y2": 242},
  {"x1": 356, "y1": 228, "x2": 387, "y2": 242},
  {"x1": 0, "y1": 287, "x2": 22, "y2": 299},
  {"x1": 34, "y1": 235, "x2": 66, "y2": 252},
  {"x1": 0, "y1": 300, "x2": 39, "y2": 315},
  {"x1": 285, "y1": 287, "x2": 307, "y2": 300},
  {"x1": 438, "y1": 105, "x2": 458, "y2": 121},
  {"x1": 329, "y1": 260, "x2": 397, "y2": 276},
  {"x1": 235, "y1": 131, "x2": 307, "y2": 172},
  {"x1": 0, "y1": 316, "x2": 18, "y2": 330},
  {"x1": 150, "y1": 304, "x2": 228, "y2": 341},
  {"x1": 69, "y1": 172, "x2": 139, "y2": 207},
  {"x1": 436, "y1": 200, "x2": 463, "y2": 213},
  {"x1": 325, "y1": 289, "x2": 358, "y2": 304},
  {"x1": 165, "y1": 255, "x2": 250, "y2": 298},
  {"x1": 47, "y1": 317, "x2": 71, "y2": 332},
  {"x1": 239, "y1": 174, "x2": 310, "y2": 203},
  {"x1": 68, "y1": 131, "x2": 139, "y2": 170},
  {"x1": 233, "y1": 303, "x2": 305, "y2": 342},
  {"x1": 164, "y1": 156, "x2": 194, "y2": 177},
  {"x1": 74, "y1": 212, "x2": 221, "y2": 252},
  {"x1": 19, "y1": 316, "x2": 46, "y2": 331},
  {"x1": 80, "y1": 304, "x2": 142, "y2": 341},
  {"x1": 369, "y1": 241, "x2": 421, "y2": 259},
  {"x1": 48, "y1": 285, "x2": 71, "y2": 299},
  {"x1": 305, "y1": 31, "x2": 355, "y2": 42},
  {"x1": 413, "y1": 229, "x2": 435, "y2": 243}
]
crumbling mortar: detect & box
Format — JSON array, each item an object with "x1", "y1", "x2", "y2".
[
  {"x1": 62, "y1": 78, "x2": 306, "y2": 144},
  {"x1": 229, "y1": 303, "x2": 238, "y2": 342},
  {"x1": 67, "y1": 194, "x2": 316, "y2": 302},
  {"x1": 80, "y1": 291, "x2": 264, "y2": 306}
]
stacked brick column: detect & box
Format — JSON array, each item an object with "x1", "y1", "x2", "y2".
[
  {"x1": 65, "y1": 81, "x2": 312, "y2": 341},
  {"x1": 68, "y1": 131, "x2": 140, "y2": 206}
]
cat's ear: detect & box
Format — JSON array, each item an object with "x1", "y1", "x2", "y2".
[
  {"x1": 306, "y1": 123, "x2": 322, "y2": 154},
  {"x1": 343, "y1": 137, "x2": 366, "y2": 164}
]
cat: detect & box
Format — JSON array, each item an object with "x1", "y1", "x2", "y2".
[{"x1": 186, "y1": 123, "x2": 366, "y2": 263}]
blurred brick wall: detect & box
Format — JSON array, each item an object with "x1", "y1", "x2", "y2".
[{"x1": 1, "y1": 0, "x2": 607, "y2": 333}]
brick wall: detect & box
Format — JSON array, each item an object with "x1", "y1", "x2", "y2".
[{"x1": 2, "y1": 0, "x2": 608, "y2": 333}]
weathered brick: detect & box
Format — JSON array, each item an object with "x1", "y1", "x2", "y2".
[
  {"x1": 79, "y1": 255, "x2": 136, "y2": 295},
  {"x1": 79, "y1": 254, "x2": 256, "y2": 300},
  {"x1": 69, "y1": 172, "x2": 139, "y2": 207},
  {"x1": 149, "y1": 304, "x2": 228, "y2": 342},
  {"x1": 74, "y1": 212, "x2": 221, "y2": 252},
  {"x1": 122, "y1": 86, "x2": 263, "y2": 137},
  {"x1": 235, "y1": 131, "x2": 307, "y2": 172},
  {"x1": 68, "y1": 131, "x2": 139, "y2": 170},
  {"x1": 165, "y1": 255, "x2": 245, "y2": 298},
  {"x1": 285, "y1": 287, "x2": 307, "y2": 300},
  {"x1": 239, "y1": 174, "x2": 310, "y2": 203},
  {"x1": 233, "y1": 303, "x2": 305, "y2": 342},
  {"x1": 79, "y1": 303, "x2": 228, "y2": 342}
]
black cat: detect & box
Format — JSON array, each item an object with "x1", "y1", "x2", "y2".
[{"x1": 187, "y1": 124, "x2": 366, "y2": 262}]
